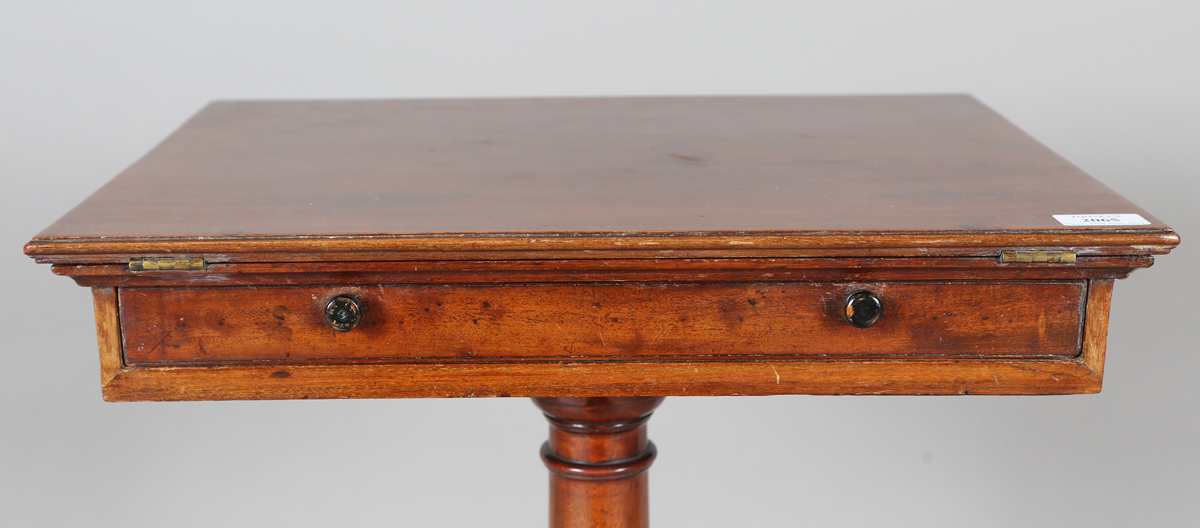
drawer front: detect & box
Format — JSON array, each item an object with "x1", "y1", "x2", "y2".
[{"x1": 120, "y1": 282, "x2": 1084, "y2": 365}]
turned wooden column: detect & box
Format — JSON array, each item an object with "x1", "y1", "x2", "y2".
[{"x1": 534, "y1": 397, "x2": 666, "y2": 528}]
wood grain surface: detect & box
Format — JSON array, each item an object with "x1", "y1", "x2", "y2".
[
  {"x1": 25, "y1": 95, "x2": 1178, "y2": 263},
  {"x1": 26, "y1": 96, "x2": 1177, "y2": 403},
  {"x1": 536, "y1": 397, "x2": 664, "y2": 528},
  {"x1": 25, "y1": 96, "x2": 1180, "y2": 528},
  {"x1": 53, "y1": 255, "x2": 1153, "y2": 288},
  {"x1": 1082, "y1": 279, "x2": 1114, "y2": 378},
  {"x1": 91, "y1": 287, "x2": 123, "y2": 385},
  {"x1": 98, "y1": 356, "x2": 1103, "y2": 401},
  {"x1": 118, "y1": 282, "x2": 1085, "y2": 365}
]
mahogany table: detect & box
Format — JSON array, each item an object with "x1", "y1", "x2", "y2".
[{"x1": 26, "y1": 95, "x2": 1178, "y2": 527}]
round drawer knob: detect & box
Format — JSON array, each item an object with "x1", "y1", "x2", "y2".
[
  {"x1": 325, "y1": 296, "x2": 362, "y2": 332},
  {"x1": 845, "y1": 291, "x2": 882, "y2": 328}
]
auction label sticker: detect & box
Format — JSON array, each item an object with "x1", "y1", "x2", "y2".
[{"x1": 1053, "y1": 214, "x2": 1150, "y2": 226}]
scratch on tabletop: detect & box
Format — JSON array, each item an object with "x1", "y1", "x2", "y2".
[{"x1": 649, "y1": 325, "x2": 675, "y2": 348}]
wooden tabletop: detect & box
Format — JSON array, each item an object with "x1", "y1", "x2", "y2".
[
  {"x1": 27, "y1": 94, "x2": 1180, "y2": 404},
  {"x1": 26, "y1": 95, "x2": 1177, "y2": 263}
]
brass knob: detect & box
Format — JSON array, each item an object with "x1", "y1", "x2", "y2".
[
  {"x1": 325, "y1": 296, "x2": 362, "y2": 332},
  {"x1": 845, "y1": 291, "x2": 882, "y2": 328}
]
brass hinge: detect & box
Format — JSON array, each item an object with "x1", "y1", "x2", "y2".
[
  {"x1": 128, "y1": 257, "x2": 207, "y2": 271},
  {"x1": 999, "y1": 250, "x2": 1077, "y2": 264}
]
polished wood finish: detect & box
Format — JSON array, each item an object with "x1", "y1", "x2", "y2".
[
  {"x1": 118, "y1": 281, "x2": 1085, "y2": 365},
  {"x1": 98, "y1": 356, "x2": 1103, "y2": 402},
  {"x1": 1082, "y1": 279, "x2": 1114, "y2": 379},
  {"x1": 26, "y1": 96, "x2": 1177, "y2": 265},
  {"x1": 536, "y1": 397, "x2": 664, "y2": 528},
  {"x1": 25, "y1": 231, "x2": 1178, "y2": 264},
  {"x1": 25, "y1": 96, "x2": 1179, "y2": 527},
  {"x1": 92, "y1": 287, "x2": 123, "y2": 386},
  {"x1": 26, "y1": 97, "x2": 1173, "y2": 400},
  {"x1": 51, "y1": 255, "x2": 1153, "y2": 287}
]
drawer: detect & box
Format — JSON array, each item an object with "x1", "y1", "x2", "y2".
[{"x1": 120, "y1": 282, "x2": 1085, "y2": 365}]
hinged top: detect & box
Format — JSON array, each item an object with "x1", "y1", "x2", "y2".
[
  {"x1": 127, "y1": 257, "x2": 206, "y2": 271},
  {"x1": 25, "y1": 95, "x2": 1178, "y2": 264}
]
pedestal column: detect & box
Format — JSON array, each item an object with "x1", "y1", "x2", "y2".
[{"x1": 533, "y1": 397, "x2": 666, "y2": 528}]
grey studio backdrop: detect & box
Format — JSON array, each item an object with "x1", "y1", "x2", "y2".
[{"x1": 1, "y1": 2, "x2": 1196, "y2": 527}]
